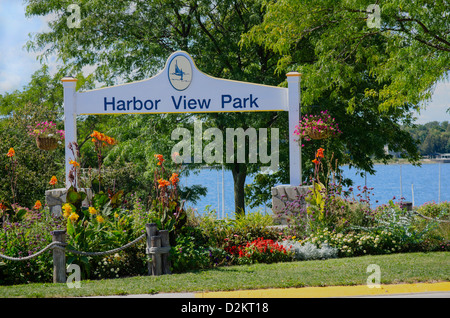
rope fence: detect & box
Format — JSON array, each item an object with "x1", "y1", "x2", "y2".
[{"x1": 0, "y1": 223, "x2": 171, "y2": 283}]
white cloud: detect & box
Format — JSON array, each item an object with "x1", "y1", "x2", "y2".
[{"x1": 414, "y1": 80, "x2": 450, "y2": 124}]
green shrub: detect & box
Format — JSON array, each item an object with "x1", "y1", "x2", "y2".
[
  {"x1": 0, "y1": 208, "x2": 64, "y2": 285},
  {"x1": 170, "y1": 227, "x2": 211, "y2": 273}
]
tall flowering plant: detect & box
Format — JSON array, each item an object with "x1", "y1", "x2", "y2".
[
  {"x1": 90, "y1": 130, "x2": 117, "y2": 192},
  {"x1": 294, "y1": 110, "x2": 341, "y2": 142},
  {"x1": 149, "y1": 154, "x2": 186, "y2": 245}
]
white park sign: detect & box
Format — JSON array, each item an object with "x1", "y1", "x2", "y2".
[{"x1": 62, "y1": 51, "x2": 302, "y2": 186}]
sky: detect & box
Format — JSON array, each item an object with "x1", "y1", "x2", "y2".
[{"x1": 0, "y1": 1, "x2": 449, "y2": 124}]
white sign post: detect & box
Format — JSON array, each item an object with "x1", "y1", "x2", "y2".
[{"x1": 62, "y1": 51, "x2": 301, "y2": 187}]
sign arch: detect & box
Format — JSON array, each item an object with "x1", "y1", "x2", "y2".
[{"x1": 62, "y1": 51, "x2": 301, "y2": 186}]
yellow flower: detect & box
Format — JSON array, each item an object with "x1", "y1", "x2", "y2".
[
  {"x1": 96, "y1": 215, "x2": 105, "y2": 223},
  {"x1": 114, "y1": 212, "x2": 119, "y2": 218},
  {"x1": 62, "y1": 203, "x2": 72, "y2": 218},
  {"x1": 68, "y1": 212, "x2": 79, "y2": 222},
  {"x1": 88, "y1": 207, "x2": 97, "y2": 215}
]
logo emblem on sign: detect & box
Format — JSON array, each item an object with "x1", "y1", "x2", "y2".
[{"x1": 168, "y1": 55, "x2": 192, "y2": 91}]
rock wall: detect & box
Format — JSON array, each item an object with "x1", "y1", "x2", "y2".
[
  {"x1": 45, "y1": 188, "x2": 93, "y2": 217},
  {"x1": 271, "y1": 185, "x2": 310, "y2": 225}
]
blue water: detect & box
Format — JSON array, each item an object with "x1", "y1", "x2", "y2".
[{"x1": 182, "y1": 163, "x2": 450, "y2": 217}]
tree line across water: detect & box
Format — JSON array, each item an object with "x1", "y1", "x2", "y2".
[{"x1": 404, "y1": 121, "x2": 450, "y2": 156}]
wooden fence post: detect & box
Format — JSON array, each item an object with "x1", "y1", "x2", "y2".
[
  {"x1": 52, "y1": 230, "x2": 66, "y2": 284},
  {"x1": 145, "y1": 223, "x2": 171, "y2": 276},
  {"x1": 159, "y1": 230, "x2": 171, "y2": 274},
  {"x1": 151, "y1": 235, "x2": 162, "y2": 276},
  {"x1": 145, "y1": 223, "x2": 157, "y2": 275}
]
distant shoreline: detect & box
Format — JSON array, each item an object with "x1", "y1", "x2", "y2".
[{"x1": 344, "y1": 159, "x2": 450, "y2": 166}]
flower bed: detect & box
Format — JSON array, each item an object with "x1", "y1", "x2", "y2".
[
  {"x1": 225, "y1": 237, "x2": 293, "y2": 265},
  {"x1": 1, "y1": 137, "x2": 449, "y2": 284}
]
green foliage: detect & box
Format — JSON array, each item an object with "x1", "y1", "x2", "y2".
[
  {"x1": 65, "y1": 187, "x2": 87, "y2": 214},
  {"x1": 0, "y1": 202, "x2": 27, "y2": 224},
  {"x1": 170, "y1": 230, "x2": 211, "y2": 273},
  {"x1": 244, "y1": 0, "x2": 449, "y2": 111}
]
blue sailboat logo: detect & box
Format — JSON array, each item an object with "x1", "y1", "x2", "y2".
[
  {"x1": 168, "y1": 54, "x2": 192, "y2": 91},
  {"x1": 172, "y1": 60, "x2": 185, "y2": 81}
]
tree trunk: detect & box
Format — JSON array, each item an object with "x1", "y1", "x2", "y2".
[{"x1": 232, "y1": 163, "x2": 247, "y2": 218}]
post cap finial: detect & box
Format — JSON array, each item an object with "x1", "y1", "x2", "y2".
[
  {"x1": 61, "y1": 76, "x2": 78, "y2": 82},
  {"x1": 286, "y1": 72, "x2": 302, "y2": 77}
]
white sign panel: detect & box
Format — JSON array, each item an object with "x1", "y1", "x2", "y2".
[{"x1": 75, "y1": 51, "x2": 288, "y2": 115}]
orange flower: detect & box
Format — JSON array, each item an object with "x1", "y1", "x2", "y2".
[
  {"x1": 33, "y1": 200, "x2": 42, "y2": 210},
  {"x1": 157, "y1": 178, "x2": 170, "y2": 188},
  {"x1": 105, "y1": 136, "x2": 116, "y2": 145},
  {"x1": 316, "y1": 148, "x2": 324, "y2": 158},
  {"x1": 154, "y1": 154, "x2": 164, "y2": 165},
  {"x1": 69, "y1": 160, "x2": 80, "y2": 167},
  {"x1": 6, "y1": 148, "x2": 15, "y2": 157},
  {"x1": 312, "y1": 159, "x2": 319, "y2": 165},
  {"x1": 49, "y1": 176, "x2": 58, "y2": 186},
  {"x1": 90, "y1": 131, "x2": 101, "y2": 140},
  {"x1": 91, "y1": 130, "x2": 116, "y2": 146},
  {"x1": 169, "y1": 173, "x2": 179, "y2": 185}
]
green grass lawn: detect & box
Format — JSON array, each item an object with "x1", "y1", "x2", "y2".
[{"x1": 0, "y1": 251, "x2": 449, "y2": 298}]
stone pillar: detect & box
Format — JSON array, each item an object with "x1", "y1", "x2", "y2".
[
  {"x1": 271, "y1": 185, "x2": 310, "y2": 225},
  {"x1": 45, "y1": 188, "x2": 93, "y2": 217}
]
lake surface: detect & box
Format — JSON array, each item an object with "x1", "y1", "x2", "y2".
[{"x1": 182, "y1": 163, "x2": 450, "y2": 218}]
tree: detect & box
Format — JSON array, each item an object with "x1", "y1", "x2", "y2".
[
  {"x1": 241, "y1": 0, "x2": 435, "y2": 205},
  {"x1": 244, "y1": 0, "x2": 449, "y2": 111},
  {"x1": 25, "y1": 0, "x2": 286, "y2": 216}
]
